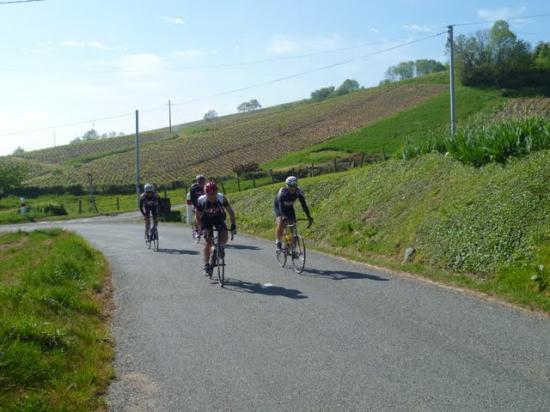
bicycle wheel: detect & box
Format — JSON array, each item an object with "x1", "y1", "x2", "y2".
[
  {"x1": 216, "y1": 244, "x2": 225, "y2": 287},
  {"x1": 146, "y1": 232, "x2": 151, "y2": 249},
  {"x1": 192, "y1": 228, "x2": 201, "y2": 244},
  {"x1": 276, "y1": 247, "x2": 287, "y2": 267},
  {"x1": 291, "y1": 236, "x2": 306, "y2": 274},
  {"x1": 153, "y1": 228, "x2": 159, "y2": 252}
]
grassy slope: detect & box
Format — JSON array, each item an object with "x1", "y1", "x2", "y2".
[
  {"x1": 263, "y1": 86, "x2": 504, "y2": 170},
  {"x1": 231, "y1": 151, "x2": 550, "y2": 312},
  {"x1": 0, "y1": 229, "x2": 113, "y2": 411}
]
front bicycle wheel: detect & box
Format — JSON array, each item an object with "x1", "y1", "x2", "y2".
[
  {"x1": 153, "y1": 228, "x2": 159, "y2": 252},
  {"x1": 216, "y1": 244, "x2": 225, "y2": 287},
  {"x1": 276, "y1": 247, "x2": 287, "y2": 267},
  {"x1": 291, "y1": 236, "x2": 306, "y2": 274}
]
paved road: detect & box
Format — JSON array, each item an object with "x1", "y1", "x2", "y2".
[{"x1": 4, "y1": 217, "x2": 550, "y2": 411}]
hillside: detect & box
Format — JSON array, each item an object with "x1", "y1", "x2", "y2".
[
  {"x1": 8, "y1": 75, "x2": 448, "y2": 188},
  {"x1": 231, "y1": 151, "x2": 550, "y2": 312}
]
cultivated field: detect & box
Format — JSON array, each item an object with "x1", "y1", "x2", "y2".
[{"x1": 20, "y1": 82, "x2": 445, "y2": 187}]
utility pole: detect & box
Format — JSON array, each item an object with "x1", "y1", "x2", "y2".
[
  {"x1": 135, "y1": 110, "x2": 141, "y2": 208},
  {"x1": 448, "y1": 25, "x2": 457, "y2": 135},
  {"x1": 168, "y1": 99, "x2": 172, "y2": 133},
  {"x1": 53, "y1": 131, "x2": 56, "y2": 147}
]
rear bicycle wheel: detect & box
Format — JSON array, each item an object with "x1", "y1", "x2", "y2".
[
  {"x1": 291, "y1": 236, "x2": 306, "y2": 274},
  {"x1": 216, "y1": 244, "x2": 225, "y2": 287}
]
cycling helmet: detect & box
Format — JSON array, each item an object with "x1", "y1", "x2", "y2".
[
  {"x1": 144, "y1": 183, "x2": 154, "y2": 192},
  {"x1": 205, "y1": 181, "x2": 217, "y2": 194},
  {"x1": 285, "y1": 176, "x2": 298, "y2": 187},
  {"x1": 196, "y1": 174, "x2": 205, "y2": 182}
]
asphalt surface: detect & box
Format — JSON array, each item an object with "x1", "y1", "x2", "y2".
[{"x1": 3, "y1": 216, "x2": 550, "y2": 411}]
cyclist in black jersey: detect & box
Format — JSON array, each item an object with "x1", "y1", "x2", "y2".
[
  {"x1": 140, "y1": 183, "x2": 160, "y2": 239},
  {"x1": 273, "y1": 176, "x2": 313, "y2": 250},
  {"x1": 195, "y1": 181, "x2": 236, "y2": 276}
]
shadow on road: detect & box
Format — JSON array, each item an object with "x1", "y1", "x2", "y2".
[
  {"x1": 301, "y1": 267, "x2": 389, "y2": 281},
  {"x1": 223, "y1": 278, "x2": 307, "y2": 299},
  {"x1": 225, "y1": 244, "x2": 262, "y2": 251},
  {"x1": 156, "y1": 248, "x2": 199, "y2": 255}
]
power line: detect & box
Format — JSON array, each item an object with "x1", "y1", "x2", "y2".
[
  {"x1": 452, "y1": 11, "x2": 550, "y2": 28},
  {"x1": 0, "y1": 0, "x2": 45, "y2": 4},
  {"x1": 0, "y1": 33, "x2": 435, "y2": 75},
  {"x1": 0, "y1": 31, "x2": 446, "y2": 138}
]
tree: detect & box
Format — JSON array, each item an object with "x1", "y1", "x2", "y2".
[
  {"x1": 0, "y1": 161, "x2": 28, "y2": 195},
  {"x1": 237, "y1": 99, "x2": 262, "y2": 113},
  {"x1": 533, "y1": 42, "x2": 550, "y2": 70},
  {"x1": 310, "y1": 86, "x2": 335, "y2": 102},
  {"x1": 12, "y1": 146, "x2": 25, "y2": 155},
  {"x1": 82, "y1": 129, "x2": 99, "y2": 141},
  {"x1": 203, "y1": 110, "x2": 218, "y2": 121},
  {"x1": 335, "y1": 79, "x2": 360, "y2": 96},
  {"x1": 415, "y1": 59, "x2": 446, "y2": 76}
]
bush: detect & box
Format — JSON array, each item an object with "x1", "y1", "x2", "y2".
[
  {"x1": 402, "y1": 117, "x2": 550, "y2": 166},
  {"x1": 35, "y1": 203, "x2": 67, "y2": 216}
]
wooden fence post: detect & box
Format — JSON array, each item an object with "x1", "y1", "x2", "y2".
[
  {"x1": 269, "y1": 169, "x2": 275, "y2": 184},
  {"x1": 382, "y1": 145, "x2": 387, "y2": 161},
  {"x1": 333, "y1": 158, "x2": 338, "y2": 172},
  {"x1": 252, "y1": 175, "x2": 256, "y2": 188},
  {"x1": 116, "y1": 197, "x2": 120, "y2": 211},
  {"x1": 236, "y1": 173, "x2": 241, "y2": 192},
  {"x1": 361, "y1": 153, "x2": 366, "y2": 167},
  {"x1": 78, "y1": 199, "x2": 82, "y2": 214}
]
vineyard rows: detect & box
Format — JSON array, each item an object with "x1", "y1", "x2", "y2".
[{"x1": 22, "y1": 83, "x2": 446, "y2": 187}]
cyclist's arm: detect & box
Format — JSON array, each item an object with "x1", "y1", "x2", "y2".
[
  {"x1": 274, "y1": 191, "x2": 283, "y2": 217},
  {"x1": 298, "y1": 192, "x2": 312, "y2": 219},
  {"x1": 139, "y1": 197, "x2": 146, "y2": 216}
]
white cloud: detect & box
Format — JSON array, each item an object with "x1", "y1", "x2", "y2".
[
  {"x1": 22, "y1": 41, "x2": 55, "y2": 54},
  {"x1": 162, "y1": 16, "x2": 186, "y2": 25},
  {"x1": 59, "y1": 40, "x2": 125, "y2": 51},
  {"x1": 173, "y1": 49, "x2": 218, "y2": 58},
  {"x1": 370, "y1": 28, "x2": 380, "y2": 34},
  {"x1": 118, "y1": 53, "x2": 165, "y2": 76},
  {"x1": 402, "y1": 24, "x2": 432, "y2": 33},
  {"x1": 267, "y1": 35, "x2": 299, "y2": 54},
  {"x1": 477, "y1": 6, "x2": 526, "y2": 21}
]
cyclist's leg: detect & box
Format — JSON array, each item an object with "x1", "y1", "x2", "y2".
[
  {"x1": 144, "y1": 210, "x2": 151, "y2": 238},
  {"x1": 218, "y1": 221, "x2": 229, "y2": 245},
  {"x1": 152, "y1": 208, "x2": 159, "y2": 232},
  {"x1": 202, "y1": 218, "x2": 214, "y2": 265}
]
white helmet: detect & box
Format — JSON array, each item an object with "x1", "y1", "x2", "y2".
[
  {"x1": 285, "y1": 176, "x2": 298, "y2": 187},
  {"x1": 144, "y1": 183, "x2": 154, "y2": 192}
]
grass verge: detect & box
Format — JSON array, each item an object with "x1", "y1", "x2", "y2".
[
  {"x1": 0, "y1": 229, "x2": 114, "y2": 411},
  {"x1": 231, "y1": 151, "x2": 550, "y2": 313}
]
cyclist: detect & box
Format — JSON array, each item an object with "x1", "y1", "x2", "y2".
[
  {"x1": 273, "y1": 176, "x2": 313, "y2": 250},
  {"x1": 140, "y1": 183, "x2": 160, "y2": 240},
  {"x1": 189, "y1": 175, "x2": 206, "y2": 239},
  {"x1": 195, "y1": 181, "x2": 236, "y2": 276}
]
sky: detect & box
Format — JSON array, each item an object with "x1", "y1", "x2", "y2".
[{"x1": 0, "y1": 0, "x2": 549, "y2": 156}]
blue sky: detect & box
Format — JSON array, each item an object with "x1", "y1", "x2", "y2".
[{"x1": 0, "y1": 0, "x2": 549, "y2": 155}]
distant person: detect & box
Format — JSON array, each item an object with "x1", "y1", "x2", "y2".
[
  {"x1": 189, "y1": 175, "x2": 206, "y2": 239},
  {"x1": 140, "y1": 183, "x2": 160, "y2": 239},
  {"x1": 195, "y1": 181, "x2": 236, "y2": 276},
  {"x1": 273, "y1": 176, "x2": 313, "y2": 250}
]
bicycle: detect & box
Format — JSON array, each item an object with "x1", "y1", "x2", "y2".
[
  {"x1": 192, "y1": 226, "x2": 202, "y2": 244},
  {"x1": 276, "y1": 218, "x2": 310, "y2": 274},
  {"x1": 145, "y1": 218, "x2": 159, "y2": 252},
  {"x1": 208, "y1": 227, "x2": 234, "y2": 287}
]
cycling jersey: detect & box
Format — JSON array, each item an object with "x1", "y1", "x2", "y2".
[
  {"x1": 196, "y1": 193, "x2": 229, "y2": 234},
  {"x1": 140, "y1": 192, "x2": 160, "y2": 217},
  {"x1": 273, "y1": 187, "x2": 311, "y2": 221},
  {"x1": 190, "y1": 183, "x2": 205, "y2": 208}
]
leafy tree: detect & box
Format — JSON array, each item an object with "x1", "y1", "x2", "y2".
[
  {"x1": 0, "y1": 161, "x2": 28, "y2": 195},
  {"x1": 310, "y1": 86, "x2": 335, "y2": 102},
  {"x1": 203, "y1": 110, "x2": 218, "y2": 120},
  {"x1": 237, "y1": 99, "x2": 262, "y2": 113},
  {"x1": 335, "y1": 79, "x2": 360, "y2": 96},
  {"x1": 12, "y1": 146, "x2": 25, "y2": 155},
  {"x1": 82, "y1": 129, "x2": 99, "y2": 141},
  {"x1": 415, "y1": 59, "x2": 446, "y2": 76},
  {"x1": 534, "y1": 42, "x2": 550, "y2": 70}
]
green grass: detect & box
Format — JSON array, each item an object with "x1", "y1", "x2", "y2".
[
  {"x1": 0, "y1": 229, "x2": 114, "y2": 411},
  {"x1": 263, "y1": 86, "x2": 504, "y2": 170},
  {"x1": 231, "y1": 151, "x2": 550, "y2": 313},
  {"x1": 0, "y1": 188, "x2": 188, "y2": 224}
]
